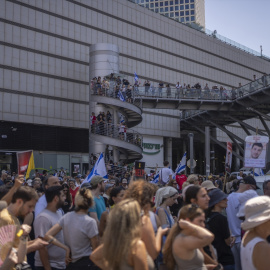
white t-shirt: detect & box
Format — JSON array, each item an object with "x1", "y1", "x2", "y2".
[
  {"x1": 160, "y1": 167, "x2": 173, "y2": 184},
  {"x1": 226, "y1": 192, "x2": 242, "y2": 243}
]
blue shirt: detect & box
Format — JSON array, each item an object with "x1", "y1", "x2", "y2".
[{"x1": 88, "y1": 195, "x2": 106, "y2": 220}]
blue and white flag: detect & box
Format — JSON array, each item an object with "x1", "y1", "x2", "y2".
[
  {"x1": 82, "y1": 153, "x2": 108, "y2": 184},
  {"x1": 117, "y1": 90, "x2": 125, "y2": 102},
  {"x1": 251, "y1": 168, "x2": 264, "y2": 177},
  {"x1": 150, "y1": 171, "x2": 160, "y2": 184},
  {"x1": 173, "y1": 152, "x2": 187, "y2": 179},
  {"x1": 134, "y1": 72, "x2": 139, "y2": 82}
]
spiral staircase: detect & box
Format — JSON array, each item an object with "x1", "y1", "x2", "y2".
[{"x1": 89, "y1": 83, "x2": 143, "y2": 162}]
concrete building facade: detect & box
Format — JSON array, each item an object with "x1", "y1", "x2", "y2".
[
  {"x1": 134, "y1": 0, "x2": 205, "y2": 27},
  {"x1": 1, "y1": 0, "x2": 270, "y2": 174}
]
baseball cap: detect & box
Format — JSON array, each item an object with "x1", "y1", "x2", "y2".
[
  {"x1": 242, "y1": 176, "x2": 260, "y2": 190},
  {"x1": 91, "y1": 175, "x2": 106, "y2": 186},
  {"x1": 122, "y1": 178, "x2": 128, "y2": 184},
  {"x1": 81, "y1": 182, "x2": 91, "y2": 189}
]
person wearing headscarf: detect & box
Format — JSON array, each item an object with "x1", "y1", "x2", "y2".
[{"x1": 155, "y1": 187, "x2": 179, "y2": 228}]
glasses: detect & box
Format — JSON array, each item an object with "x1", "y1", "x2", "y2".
[
  {"x1": 173, "y1": 182, "x2": 177, "y2": 185},
  {"x1": 63, "y1": 189, "x2": 68, "y2": 192}
]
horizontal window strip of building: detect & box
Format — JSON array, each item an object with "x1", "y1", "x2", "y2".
[
  {"x1": 5, "y1": 0, "x2": 266, "y2": 76},
  {"x1": 0, "y1": 39, "x2": 248, "y2": 87},
  {"x1": 0, "y1": 87, "x2": 89, "y2": 105},
  {"x1": 0, "y1": 64, "x2": 88, "y2": 85}
]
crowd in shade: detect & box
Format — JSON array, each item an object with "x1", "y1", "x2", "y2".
[{"x1": 0, "y1": 163, "x2": 270, "y2": 270}]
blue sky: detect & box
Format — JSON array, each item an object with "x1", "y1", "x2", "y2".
[{"x1": 205, "y1": 0, "x2": 270, "y2": 58}]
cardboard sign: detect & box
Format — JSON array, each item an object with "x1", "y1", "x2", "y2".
[{"x1": 135, "y1": 161, "x2": 145, "y2": 179}]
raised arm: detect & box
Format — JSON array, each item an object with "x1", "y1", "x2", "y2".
[{"x1": 176, "y1": 220, "x2": 214, "y2": 250}]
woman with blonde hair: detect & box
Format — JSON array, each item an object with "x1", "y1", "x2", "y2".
[
  {"x1": 124, "y1": 180, "x2": 168, "y2": 261},
  {"x1": 91, "y1": 199, "x2": 151, "y2": 270},
  {"x1": 45, "y1": 188, "x2": 99, "y2": 269},
  {"x1": 163, "y1": 204, "x2": 214, "y2": 270}
]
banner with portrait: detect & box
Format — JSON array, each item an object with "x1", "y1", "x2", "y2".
[
  {"x1": 244, "y1": 136, "x2": 269, "y2": 168},
  {"x1": 225, "y1": 142, "x2": 232, "y2": 173}
]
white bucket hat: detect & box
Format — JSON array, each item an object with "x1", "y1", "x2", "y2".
[{"x1": 241, "y1": 196, "x2": 270, "y2": 231}]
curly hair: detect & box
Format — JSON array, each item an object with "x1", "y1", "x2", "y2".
[
  {"x1": 124, "y1": 180, "x2": 155, "y2": 212},
  {"x1": 74, "y1": 188, "x2": 94, "y2": 211}
]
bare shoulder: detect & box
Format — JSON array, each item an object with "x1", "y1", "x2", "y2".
[{"x1": 253, "y1": 241, "x2": 270, "y2": 270}]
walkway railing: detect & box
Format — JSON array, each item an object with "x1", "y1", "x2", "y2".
[{"x1": 90, "y1": 122, "x2": 143, "y2": 148}]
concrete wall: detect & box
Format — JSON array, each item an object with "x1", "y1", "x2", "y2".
[{"x1": 1, "y1": 0, "x2": 270, "y2": 141}]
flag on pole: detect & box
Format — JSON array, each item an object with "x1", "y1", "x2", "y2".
[
  {"x1": 82, "y1": 153, "x2": 108, "y2": 184},
  {"x1": 134, "y1": 72, "x2": 139, "y2": 82},
  {"x1": 251, "y1": 168, "x2": 264, "y2": 176},
  {"x1": 117, "y1": 91, "x2": 125, "y2": 102},
  {"x1": 150, "y1": 171, "x2": 160, "y2": 184},
  {"x1": 26, "y1": 151, "x2": 35, "y2": 179},
  {"x1": 173, "y1": 152, "x2": 187, "y2": 179}
]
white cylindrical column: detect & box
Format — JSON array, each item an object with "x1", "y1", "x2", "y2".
[{"x1": 89, "y1": 44, "x2": 119, "y2": 161}]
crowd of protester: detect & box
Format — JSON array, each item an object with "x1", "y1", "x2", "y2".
[
  {"x1": 1, "y1": 163, "x2": 270, "y2": 270},
  {"x1": 91, "y1": 73, "x2": 269, "y2": 102}
]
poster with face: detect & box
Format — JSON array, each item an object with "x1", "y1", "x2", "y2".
[
  {"x1": 225, "y1": 142, "x2": 232, "y2": 173},
  {"x1": 244, "y1": 136, "x2": 269, "y2": 168}
]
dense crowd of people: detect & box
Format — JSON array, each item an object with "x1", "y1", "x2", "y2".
[{"x1": 1, "y1": 164, "x2": 270, "y2": 270}]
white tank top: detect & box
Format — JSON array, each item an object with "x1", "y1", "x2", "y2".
[{"x1": 241, "y1": 236, "x2": 265, "y2": 270}]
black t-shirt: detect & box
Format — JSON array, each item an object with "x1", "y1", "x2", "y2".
[{"x1": 207, "y1": 212, "x2": 234, "y2": 266}]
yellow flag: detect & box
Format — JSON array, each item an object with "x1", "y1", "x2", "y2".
[{"x1": 26, "y1": 151, "x2": 35, "y2": 179}]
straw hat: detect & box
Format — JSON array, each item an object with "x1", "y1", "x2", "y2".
[
  {"x1": 241, "y1": 196, "x2": 270, "y2": 231},
  {"x1": 201, "y1": 180, "x2": 217, "y2": 191}
]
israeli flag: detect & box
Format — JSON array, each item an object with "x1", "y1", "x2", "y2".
[
  {"x1": 82, "y1": 153, "x2": 108, "y2": 184},
  {"x1": 134, "y1": 72, "x2": 139, "y2": 82},
  {"x1": 173, "y1": 152, "x2": 187, "y2": 179},
  {"x1": 150, "y1": 171, "x2": 160, "y2": 184},
  {"x1": 251, "y1": 168, "x2": 264, "y2": 177},
  {"x1": 117, "y1": 90, "x2": 125, "y2": 102}
]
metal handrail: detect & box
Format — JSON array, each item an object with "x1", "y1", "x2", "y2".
[
  {"x1": 91, "y1": 75, "x2": 270, "y2": 103},
  {"x1": 90, "y1": 122, "x2": 143, "y2": 149}
]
